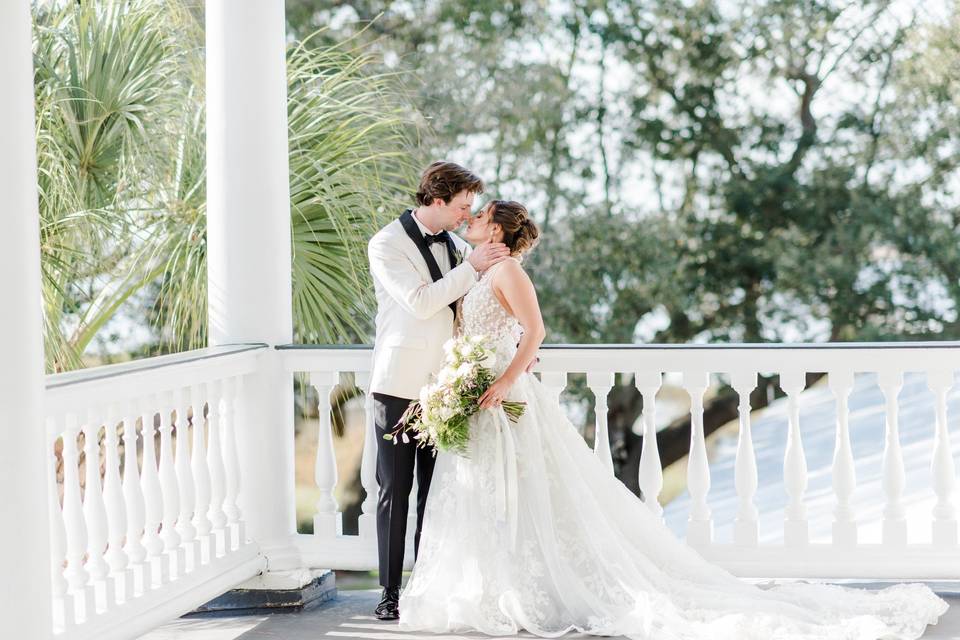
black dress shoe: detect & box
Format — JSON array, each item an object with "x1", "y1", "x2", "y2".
[{"x1": 375, "y1": 586, "x2": 400, "y2": 620}]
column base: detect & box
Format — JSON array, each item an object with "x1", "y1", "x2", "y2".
[{"x1": 187, "y1": 568, "x2": 336, "y2": 616}]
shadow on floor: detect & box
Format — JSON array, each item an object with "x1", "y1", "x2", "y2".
[{"x1": 140, "y1": 589, "x2": 960, "y2": 640}]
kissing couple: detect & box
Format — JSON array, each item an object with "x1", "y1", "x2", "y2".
[{"x1": 366, "y1": 161, "x2": 946, "y2": 638}]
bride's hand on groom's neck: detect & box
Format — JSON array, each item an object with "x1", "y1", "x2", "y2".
[{"x1": 467, "y1": 241, "x2": 510, "y2": 272}]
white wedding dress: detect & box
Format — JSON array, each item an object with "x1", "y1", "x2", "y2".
[{"x1": 398, "y1": 260, "x2": 949, "y2": 639}]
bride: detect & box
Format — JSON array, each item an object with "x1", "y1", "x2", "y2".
[{"x1": 397, "y1": 199, "x2": 949, "y2": 639}]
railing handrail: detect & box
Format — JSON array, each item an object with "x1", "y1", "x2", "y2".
[
  {"x1": 278, "y1": 342, "x2": 960, "y2": 376},
  {"x1": 44, "y1": 344, "x2": 268, "y2": 418},
  {"x1": 276, "y1": 340, "x2": 960, "y2": 351},
  {"x1": 46, "y1": 343, "x2": 269, "y2": 390}
]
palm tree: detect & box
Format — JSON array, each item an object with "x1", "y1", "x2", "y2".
[{"x1": 32, "y1": 0, "x2": 422, "y2": 370}]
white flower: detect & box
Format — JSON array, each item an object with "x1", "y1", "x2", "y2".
[{"x1": 442, "y1": 338, "x2": 457, "y2": 357}]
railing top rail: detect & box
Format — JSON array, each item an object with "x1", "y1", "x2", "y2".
[
  {"x1": 277, "y1": 341, "x2": 960, "y2": 351},
  {"x1": 46, "y1": 343, "x2": 269, "y2": 390},
  {"x1": 278, "y1": 341, "x2": 960, "y2": 376}
]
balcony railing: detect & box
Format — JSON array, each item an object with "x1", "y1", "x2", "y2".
[
  {"x1": 46, "y1": 345, "x2": 266, "y2": 640},
  {"x1": 43, "y1": 340, "x2": 960, "y2": 639},
  {"x1": 281, "y1": 342, "x2": 960, "y2": 579}
]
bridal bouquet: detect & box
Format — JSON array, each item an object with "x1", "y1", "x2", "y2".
[{"x1": 383, "y1": 335, "x2": 526, "y2": 456}]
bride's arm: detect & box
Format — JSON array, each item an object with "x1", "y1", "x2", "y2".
[{"x1": 478, "y1": 260, "x2": 545, "y2": 408}]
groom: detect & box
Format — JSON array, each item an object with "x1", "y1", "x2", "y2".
[{"x1": 367, "y1": 161, "x2": 509, "y2": 620}]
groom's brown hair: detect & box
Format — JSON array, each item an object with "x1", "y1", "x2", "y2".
[{"x1": 415, "y1": 161, "x2": 484, "y2": 206}]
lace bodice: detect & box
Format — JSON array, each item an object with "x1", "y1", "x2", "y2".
[{"x1": 459, "y1": 259, "x2": 523, "y2": 371}]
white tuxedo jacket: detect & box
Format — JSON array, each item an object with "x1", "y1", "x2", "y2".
[{"x1": 368, "y1": 215, "x2": 476, "y2": 399}]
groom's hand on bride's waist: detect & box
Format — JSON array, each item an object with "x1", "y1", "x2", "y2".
[{"x1": 468, "y1": 242, "x2": 510, "y2": 272}]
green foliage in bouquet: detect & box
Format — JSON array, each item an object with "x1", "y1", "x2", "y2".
[{"x1": 383, "y1": 336, "x2": 525, "y2": 456}]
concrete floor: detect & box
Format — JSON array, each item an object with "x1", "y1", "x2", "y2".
[{"x1": 140, "y1": 588, "x2": 960, "y2": 640}]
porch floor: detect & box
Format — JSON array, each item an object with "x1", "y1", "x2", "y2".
[{"x1": 140, "y1": 587, "x2": 960, "y2": 640}]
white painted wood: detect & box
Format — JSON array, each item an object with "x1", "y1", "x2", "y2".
[
  {"x1": 103, "y1": 405, "x2": 129, "y2": 592},
  {"x1": 779, "y1": 370, "x2": 809, "y2": 547},
  {"x1": 120, "y1": 402, "x2": 149, "y2": 600},
  {"x1": 138, "y1": 401, "x2": 165, "y2": 578},
  {"x1": 731, "y1": 370, "x2": 759, "y2": 547},
  {"x1": 539, "y1": 371, "x2": 567, "y2": 400},
  {"x1": 221, "y1": 376, "x2": 244, "y2": 548},
  {"x1": 928, "y1": 369, "x2": 958, "y2": 547},
  {"x1": 82, "y1": 409, "x2": 111, "y2": 590},
  {"x1": 683, "y1": 371, "x2": 712, "y2": 546},
  {"x1": 879, "y1": 370, "x2": 907, "y2": 547},
  {"x1": 122, "y1": 403, "x2": 147, "y2": 566},
  {"x1": 355, "y1": 371, "x2": 378, "y2": 540},
  {"x1": 587, "y1": 372, "x2": 616, "y2": 473},
  {"x1": 0, "y1": 1, "x2": 53, "y2": 633},
  {"x1": 205, "y1": 380, "x2": 228, "y2": 542},
  {"x1": 311, "y1": 371, "x2": 342, "y2": 537},
  {"x1": 206, "y1": 0, "x2": 299, "y2": 571},
  {"x1": 60, "y1": 413, "x2": 92, "y2": 624},
  {"x1": 190, "y1": 384, "x2": 213, "y2": 554},
  {"x1": 174, "y1": 388, "x2": 198, "y2": 551},
  {"x1": 47, "y1": 431, "x2": 69, "y2": 628},
  {"x1": 157, "y1": 395, "x2": 182, "y2": 558},
  {"x1": 829, "y1": 370, "x2": 858, "y2": 547},
  {"x1": 634, "y1": 371, "x2": 663, "y2": 517}
]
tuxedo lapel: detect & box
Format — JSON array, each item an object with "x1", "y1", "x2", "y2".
[
  {"x1": 443, "y1": 234, "x2": 461, "y2": 269},
  {"x1": 398, "y1": 209, "x2": 458, "y2": 315}
]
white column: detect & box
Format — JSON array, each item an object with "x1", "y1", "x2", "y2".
[
  {"x1": 0, "y1": 3, "x2": 54, "y2": 634},
  {"x1": 206, "y1": 0, "x2": 301, "y2": 571}
]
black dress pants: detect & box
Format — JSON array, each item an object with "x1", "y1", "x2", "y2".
[{"x1": 373, "y1": 392, "x2": 437, "y2": 589}]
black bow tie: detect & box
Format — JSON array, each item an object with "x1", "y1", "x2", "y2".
[{"x1": 423, "y1": 231, "x2": 449, "y2": 246}]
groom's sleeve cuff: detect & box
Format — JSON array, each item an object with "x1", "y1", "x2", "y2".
[{"x1": 463, "y1": 259, "x2": 479, "y2": 280}]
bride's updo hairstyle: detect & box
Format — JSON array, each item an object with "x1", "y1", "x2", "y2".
[{"x1": 488, "y1": 200, "x2": 540, "y2": 257}]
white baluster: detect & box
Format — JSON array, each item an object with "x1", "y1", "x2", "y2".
[
  {"x1": 879, "y1": 370, "x2": 907, "y2": 547},
  {"x1": 47, "y1": 431, "x2": 69, "y2": 632},
  {"x1": 121, "y1": 402, "x2": 148, "y2": 596},
  {"x1": 355, "y1": 371, "x2": 378, "y2": 540},
  {"x1": 205, "y1": 380, "x2": 228, "y2": 556},
  {"x1": 60, "y1": 414, "x2": 91, "y2": 619},
  {"x1": 173, "y1": 388, "x2": 199, "y2": 569},
  {"x1": 587, "y1": 371, "x2": 615, "y2": 474},
  {"x1": 312, "y1": 370, "x2": 341, "y2": 537},
  {"x1": 732, "y1": 371, "x2": 759, "y2": 547},
  {"x1": 683, "y1": 371, "x2": 712, "y2": 546},
  {"x1": 928, "y1": 369, "x2": 957, "y2": 547},
  {"x1": 102, "y1": 405, "x2": 129, "y2": 603},
  {"x1": 82, "y1": 408, "x2": 112, "y2": 609},
  {"x1": 138, "y1": 401, "x2": 165, "y2": 585},
  {"x1": 829, "y1": 370, "x2": 857, "y2": 547},
  {"x1": 157, "y1": 394, "x2": 183, "y2": 576},
  {"x1": 222, "y1": 376, "x2": 245, "y2": 548},
  {"x1": 780, "y1": 370, "x2": 809, "y2": 546},
  {"x1": 190, "y1": 384, "x2": 213, "y2": 564},
  {"x1": 540, "y1": 372, "x2": 567, "y2": 402},
  {"x1": 634, "y1": 371, "x2": 663, "y2": 517}
]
